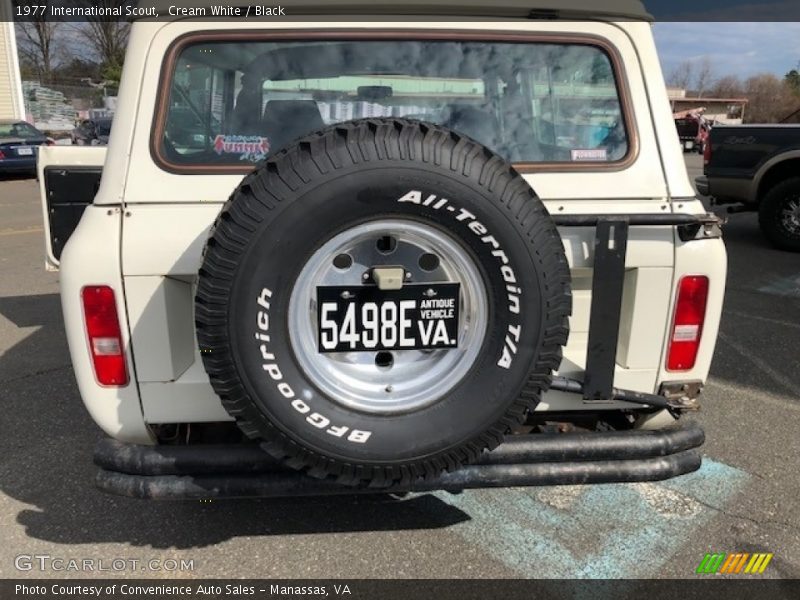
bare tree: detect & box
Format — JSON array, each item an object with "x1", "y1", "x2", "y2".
[
  {"x1": 14, "y1": 4, "x2": 60, "y2": 83},
  {"x1": 710, "y1": 75, "x2": 744, "y2": 98},
  {"x1": 71, "y1": 0, "x2": 130, "y2": 73},
  {"x1": 667, "y1": 60, "x2": 694, "y2": 91},
  {"x1": 667, "y1": 57, "x2": 714, "y2": 96},
  {"x1": 694, "y1": 57, "x2": 714, "y2": 98},
  {"x1": 743, "y1": 74, "x2": 797, "y2": 123}
]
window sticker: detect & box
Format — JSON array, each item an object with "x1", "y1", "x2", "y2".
[
  {"x1": 571, "y1": 148, "x2": 608, "y2": 162},
  {"x1": 213, "y1": 135, "x2": 270, "y2": 161}
]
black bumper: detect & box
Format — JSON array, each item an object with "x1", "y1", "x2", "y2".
[{"x1": 94, "y1": 422, "x2": 704, "y2": 500}]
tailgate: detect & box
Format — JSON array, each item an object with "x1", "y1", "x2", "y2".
[{"x1": 38, "y1": 146, "x2": 107, "y2": 270}]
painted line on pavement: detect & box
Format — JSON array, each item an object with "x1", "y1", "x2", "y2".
[
  {"x1": 725, "y1": 310, "x2": 800, "y2": 331},
  {"x1": 0, "y1": 227, "x2": 43, "y2": 238},
  {"x1": 759, "y1": 276, "x2": 800, "y2": 298},
  {"x1": 434, "y1": 458, "x2": 748, "y2": 579},
  {"x1": 718, "y1": 331, "x2": 796, "y2": 397}
]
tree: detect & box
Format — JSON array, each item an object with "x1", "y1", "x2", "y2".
[
  {"x1": 71, "y1": 1, "x2": 130, "y2": 75},
  {"x1": 786, "y1": 69, "x2": 800, "y2": 95},
  {"x1": 743, "y1": 74, "x2": 797, "y2": 123},
  {"x1": 14, "y1": 2, "x2": 60, "y2": 84},
  {"x1": 694, "y1": 57, "x2": 714, "y2": 98},
  {"x1": 53, "y1": 58, "x2": 101, "y2": 82},
  {"x1": 666, "y1": 57, "x2": 714, "y2": 97},
  {"x1": 710, "y1": 75, "x2": 744, "y2": 98},
  {"x1": 667, "y1": 60, "x2": 694, "y2": 91}
]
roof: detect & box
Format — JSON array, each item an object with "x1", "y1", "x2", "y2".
[
  {"x1": 673, "y1": 97, "x2": 749, "y2": 104},
  {"x1": 138, "y1": 0, "x2": 652, "y2": 21}
]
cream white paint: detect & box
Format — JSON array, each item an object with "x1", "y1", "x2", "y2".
[{"x1": 40, "y1": 17, "x2": 727, "y2": 430}]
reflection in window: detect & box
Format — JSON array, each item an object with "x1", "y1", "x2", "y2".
[{"x1": 161, "y1": 39, "x2": 628, "y2": 166}]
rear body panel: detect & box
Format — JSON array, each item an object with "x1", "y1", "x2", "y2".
[
  {"x1": 50, "y1": 18, "x2": 725, "y2": 434},
  {"x1": 0, "y1": 138, "x2": 45, "y2": 172}
]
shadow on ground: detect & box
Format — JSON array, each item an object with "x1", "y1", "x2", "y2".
[
  {"x1": 0, "y1": 293, "x2": 469, "y2": 549},
  {"x1": 706, "y1": 212, "x2": 800, "y2": 400}
]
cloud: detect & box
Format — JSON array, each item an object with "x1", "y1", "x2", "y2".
[{"x1": 653, "y1": 23, "x2": 800, "y2": 78}]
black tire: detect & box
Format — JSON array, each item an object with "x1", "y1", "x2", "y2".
[
  {"x1": 758, "y1": 177, "x2": 800, "y2": 252},
  {"x1": 196, "y1": 118, "x2": 571, "y2": 486}
]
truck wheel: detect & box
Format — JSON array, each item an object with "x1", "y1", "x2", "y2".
[
  {"x1": 195, "y1": 118, "x2": 571, "y2": 486},
  {"x1": 759, "y1": 178, "x2": 800, "y2": 252}
]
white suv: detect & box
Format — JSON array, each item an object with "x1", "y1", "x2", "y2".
[{"x1": 39, "y1": 0, "x2": 725, "y2": 499}]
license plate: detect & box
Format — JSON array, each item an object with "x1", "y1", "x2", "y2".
[
  {"x1": 16, "y1": 147, "x2": 33, "y2": 156},
  {"x1": 317, "y1": 283, "x2": 460, "y2": 353}
]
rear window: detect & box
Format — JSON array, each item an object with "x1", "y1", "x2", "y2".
[
  {"x1": 0, "y1": 122, "x2": 41, "y2": 139},
  {"x1": 156, "y1": 37, "x2": 630, "y2": 169},
  {"x1": 675, "y1": 118, "x2": 699, "y2": 138}
]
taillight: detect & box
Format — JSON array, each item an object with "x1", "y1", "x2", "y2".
[
  {"x1": 703, "y1": 139, "x2": 712, "y2": 167},
  {"x1": 0, "y1": 150, "x2": 5, "y2": 160},
  {"x1": 81, "y1": 286, "x2": 128, "y2": 386},
  {"x1": 667, "y1": 276, "x2": 709, "y2": 371}
]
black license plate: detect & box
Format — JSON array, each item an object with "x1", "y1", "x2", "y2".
[{"x1": 317, "y1": 283, "x2": 460, "y2": 353}]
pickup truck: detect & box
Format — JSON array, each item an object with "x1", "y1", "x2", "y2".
[
  {"x1": 696, "y1": 124, "x2": 800, "y2": 251},
  {"x1": 38, "y1": 0, "x2": 725, "y2": 499}
]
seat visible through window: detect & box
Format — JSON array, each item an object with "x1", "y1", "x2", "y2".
[
  {"x1": 261, "y1": 100, "x2": 325, "y2": 153},
  {"x1": 444, "y1": 104, "x2": 500, "y2": 152}
]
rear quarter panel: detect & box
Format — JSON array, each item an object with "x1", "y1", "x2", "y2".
[{"x1": 59, "y1": 205, "x2": 153, "y2": 443}]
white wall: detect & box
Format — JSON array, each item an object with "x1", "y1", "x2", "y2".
[{"x1": 0, "y1": 1, "x2": 25, "y2": 120}]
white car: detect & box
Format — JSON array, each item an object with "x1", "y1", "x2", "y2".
[{"x1": 39, "y1": 0, "x2": 726, "y2": 499}]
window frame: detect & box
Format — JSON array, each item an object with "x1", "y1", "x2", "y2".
[{"x1": 150, "y1": 29, "x2": 639, "y2": 175}]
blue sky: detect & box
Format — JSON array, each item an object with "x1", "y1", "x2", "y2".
[{"x1": 653, "y1": 23, "x2": 800, "y2": 79}]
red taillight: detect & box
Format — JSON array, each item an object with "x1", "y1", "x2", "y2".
[
  {"x1": 81, "y1": 286, "x2": 128, "y2": 386},
  {"x1": 0, "y1": 150, "x2": 5, "y2": 160},
  {"x1": 667, "y1": 276, "x2": 709, "y2": 371},
  {"x1": 703, "y1": 139, "x2": 712, "y2": 166}
]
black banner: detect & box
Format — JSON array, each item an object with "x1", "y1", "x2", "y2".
[
  {"x1": 5, "y1": 0, "x2": 800, "y2": 22},
  {"x1": 3, "y1": 579, "x2": 800, "y2": 600}
]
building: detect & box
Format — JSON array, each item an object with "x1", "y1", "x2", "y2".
[
  {"x1": 667, "y1": 87, "x2": 748, "y2": 125},
  {"x1": 0, "y1": 1, "x2": 25, "y2": 120}
]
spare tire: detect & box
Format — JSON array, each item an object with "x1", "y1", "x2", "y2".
[{"x1": 196, "y1": 118, "x2": 571, "y2": 486}]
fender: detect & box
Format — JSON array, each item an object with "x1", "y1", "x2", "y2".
[{"x1": 751, "y1": 149, "x2": 800, "y2": 203}]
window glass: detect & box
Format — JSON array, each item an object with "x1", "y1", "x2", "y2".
[
  {"x1": 95, "y1": 120, "x2": 112, "y2": 136},
  {"x1": 159, "y1": 39, "x2": 629, "y2": 166},
  {"x1": 0, "y1": 122, "x2": 41, "y2": 138}
]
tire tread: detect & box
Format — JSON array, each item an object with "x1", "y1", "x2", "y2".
[{"x1": 196, "y1": 118, "x2": 571, "y2": 487}]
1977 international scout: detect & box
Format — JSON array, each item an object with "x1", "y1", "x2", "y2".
[{"x1": 38, "y1": 0, "x2": 725, "y2": 498}]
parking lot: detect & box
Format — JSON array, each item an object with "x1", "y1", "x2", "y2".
[{"x1": 0, "y1": 153, "x2": 798, "y2": 579}]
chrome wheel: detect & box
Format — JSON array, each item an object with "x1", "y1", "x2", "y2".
[
  {"x1": 287, "y1": 219, "x2": 488, "y2": 414},
  {"x1": 780, "y1": 198, "x2": 800, "y2": 236}
]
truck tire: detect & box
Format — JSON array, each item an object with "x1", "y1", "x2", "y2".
[
  {"x1": 759, "y1": 177, "x2": 800, "y2": 252},
  {"x1": 195, "y1": 118, "x2": 571, "y2": 486}
]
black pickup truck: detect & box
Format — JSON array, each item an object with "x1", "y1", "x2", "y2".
[{"x1": 696, "y1": 124, "x2": 800, "y2": 251}]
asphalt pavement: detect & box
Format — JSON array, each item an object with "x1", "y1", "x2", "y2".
[{"x1": 0, "y1": 155, "x2": 798, "y2": 579}]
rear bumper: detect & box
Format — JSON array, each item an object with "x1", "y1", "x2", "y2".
[
  {"x1": 0, "y1": 158, "x2": 36, "y2": 172},
  {"x1": 94, "y1": 422, "x2": 704, "y2": 500},
  {"x1": 697, "y1": 175, "x2": 753, "y2": 204}
]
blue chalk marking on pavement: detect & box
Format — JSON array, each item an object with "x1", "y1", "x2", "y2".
[
  {"x1": 433, "y1": 458, "x2": 748, "y2": 579},
  {"x1": 759, "y1": 276, "x2": 800, "y2": 298}
]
